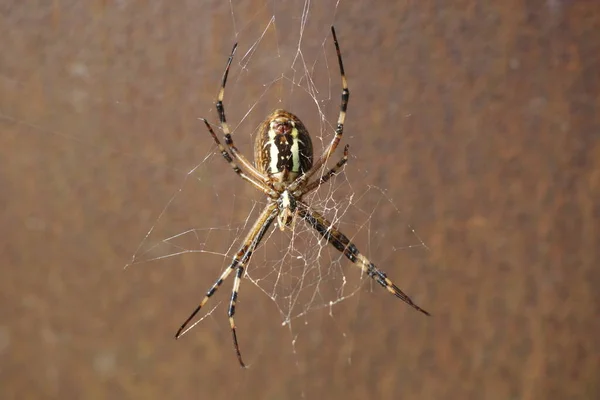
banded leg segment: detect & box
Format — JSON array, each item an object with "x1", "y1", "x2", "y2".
[
  {"x1": 229, "y1": 265, "x2": 245, "y2": 366},
  {"x1": 176, "y1": 202, "x2": 279, "y2": 367},
  {"x1": 297, "y1": 144, "x2": 349, "y2": 197},
  {"x1": 297, "y1": 202, "x2": 430, "y2": 316},
  {"x1": 202, "y1": 118, "x2": 275, "y2": 197},
  {"x1": 215, "y1": 42, "x2": 269, "y2": 185},
  {"x1": 290, "y1": 26, "x2": 349, "y2": 192}
]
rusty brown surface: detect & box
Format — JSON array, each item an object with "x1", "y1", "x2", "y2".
[{"x1": 1, "y1": 1, "x2": 598, "y2": 399}]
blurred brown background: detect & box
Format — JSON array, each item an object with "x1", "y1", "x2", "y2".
[{"x1": 1, "y1": 1, "x2": 598, "y2": 399}]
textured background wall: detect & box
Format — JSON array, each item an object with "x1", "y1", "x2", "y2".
[{"x1": 1, "y1": 1, "x2": 598, "y2": 399}]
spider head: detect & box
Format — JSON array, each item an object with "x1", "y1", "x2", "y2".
[{"x1": 276, "y1": 190, "x2": 297, "y2": 231}]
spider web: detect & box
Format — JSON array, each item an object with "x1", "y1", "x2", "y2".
[{"x1": 1, "y1": 0, "x2": 429, "y2": 367}]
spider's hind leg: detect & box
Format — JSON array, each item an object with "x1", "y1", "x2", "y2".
[
  {"x1": 175, "y1": 203, "x2": 279, "y2": 368},
  {"x1": 297, "y1": 202, "x2": 430, "y2": 316}
]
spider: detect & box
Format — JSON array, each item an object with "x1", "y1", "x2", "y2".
[{"x1": 175, "y1": 26, "x2": 430, "y2": 367}]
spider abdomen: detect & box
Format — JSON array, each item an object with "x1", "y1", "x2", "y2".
[{"x1": 254, "y1": 109, "x2": 313, "y2": 185}]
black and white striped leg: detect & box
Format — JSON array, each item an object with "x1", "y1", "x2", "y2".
[
  {"x1": 214, "y1": 42, "x2": 267, "y2": 185},
  {"x1": 330, "y1": 25, "x2": 349, "y2": 155},
  {"x1": 290, "y1": 26, "x2": 349, "y2": 192},
  {"x1": 223, "y1": 133, "x2": 269, "y2": 185},
  {"x1": 215, "y1": 42, "x2": 237, "y2": 138},
  {"x1": 298, "y1": 202, "x2": 430, "y2": 316},
  {"x1": 176, "y1": 203, "x2": 279, "y2": 368},
  {"x1": 229, "y1": 265, "x2": 245, "y2": 366},
  {"x1": 297, "y1": 144, "x2": 349, "y2": 197},
  {"x1": 202, "y1": 118, "x2": 275, "y2": 197}
]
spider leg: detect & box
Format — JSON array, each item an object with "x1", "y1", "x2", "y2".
[
  {"x1": 296, "y1": 144, "x2": 349, "y2": 197},
  {"x1": 229, "y1": 264, "x2": 245, "y2": 366},
  {"x1": 297, "y1": 202, "x2": 430, "y2": 316},
  {"x1": 176, "y1": 202, "x2": 279, "y2": 368},
  {"x1": 215, "y1": 42, "x2": 270, "y2": 185},
  {"x1": 290, "y1": 26, "x2": 349, "y2": 192},
  {"x1": 202, "y1": 118, "x2": 276, "y2": 198},
  {"x1": 224, "y1": 133, "x2": 269, "y2": 185}
]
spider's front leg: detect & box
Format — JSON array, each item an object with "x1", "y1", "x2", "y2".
[{"x1": 289, "y1": 26, "x2": 349, "y2": 193}]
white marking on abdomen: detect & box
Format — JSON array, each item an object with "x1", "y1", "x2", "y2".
[
  {"x1": 290, "y1": 127, "x2": 300, "y2": 173},
  {"x1": 267, "y1": 128, "x2": 279, "y2": 174}
]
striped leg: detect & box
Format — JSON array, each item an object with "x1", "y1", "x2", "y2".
[
  {"x1": 290, "y1": 26, "x2": 349, "y2": 192},
  {"x1": 176, "y1": 202, "x2": 278, "y2": 367},
  {"x1": 229, "y1": 264, "x2": 245, "y2": 366},
  {"x1": 202, "y1": 118, "x2": 275, "y2": 197},
  {"x1": 297, "y1": 202, "x2": 430, "y2": 316},
  {"x1": 297, "y1": 144, "x2": 349, "y2": 197},
  {"x1": 215, "y1": 43, "x2": 269, "y2": 185}
]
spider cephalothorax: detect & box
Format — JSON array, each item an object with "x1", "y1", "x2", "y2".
[{"x1": 175, "y1": 27, "x2": 429, "y2": 368}]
